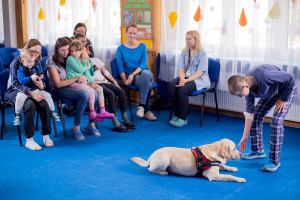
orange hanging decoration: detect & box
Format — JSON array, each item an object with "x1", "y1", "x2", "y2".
[
  {"x1": 58, "y1": 9, "x2": 61, "y2": 21},
  {"x1": 60, "y1": 0, "x2": 66, "y2": 6},
  {"x1": 239, "y1": 8, "x2": 247, "y2": 26},
  {"x1": 193, "y1": 6, "x2": 201, "y2": 22},
  {"x1": 92, "y1": 0, "x2": 97, "y2": 12},
  {"x1": 169, "y1": 12, "x2": 177, "y2": 28}
]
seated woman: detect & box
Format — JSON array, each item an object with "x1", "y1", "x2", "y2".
[
  {"x1": 168, "y1": 30, "x2": 210, "y2": 127},
  {"x1": 75, "y1": 33, "x2": 135, "y2": 132},
  {"x1": 5, "y1": 39, "x2": 53, "y2": 150},
  {"x1": 46, "y1": 37, "x2": 100, "y2": 140},
  {"x1": 116, "y1": 24, "x2": 157, "y2": 121}
]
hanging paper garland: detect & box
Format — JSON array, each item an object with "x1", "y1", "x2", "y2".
[
  {"x1": 268, "y1": 0, "x2": 281, "y2": 19},
  {"x1": 222, "y1": 21, "x2": 226, "y2": 34},
  {"x1": 239, "y1": 8, "x2": 247, "y2": 26},
  {"x1": 60, "y1": 0, "x2": 66, "y2": 6},
  {"x1": 169, "y1": 12, "x2": 177, "y2": 28},
  {"x1": 83, "y1": 18, "x2": 89, "y2": 30},
  {"x1": 193, "y1": 6, "x2": 201, "y2": 22},
  {"x1": 92, "y1": 0, "x2": 97, "y2": 12},
  {"x1": 58, "y1": 9, "x2": 61, "y2": 21},
  {"x1": 38, "y1": 7, "x2": 46, "y2": 20}
]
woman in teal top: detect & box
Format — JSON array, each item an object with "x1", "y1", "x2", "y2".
[
  {"x1": 168, "y1": 30, "x2": 210, "y2": 127},
  {"x1": 116, "y1": 24, "x2": 157, "y2": 121}
]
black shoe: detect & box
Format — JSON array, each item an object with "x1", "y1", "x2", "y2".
[
  {"x1": 124, "y1": 122, "x2": 136, "y2": 130},
  {"x1": 112, "y1": 125, "x2": 131, "y2": 132},
  {"x1": 63, "y1": 108, "x2": 74, "y2": 117}
]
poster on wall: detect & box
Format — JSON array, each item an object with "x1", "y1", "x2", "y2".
[{"x1": 121, "y1": 0, "x2": 153, "y2": 50}]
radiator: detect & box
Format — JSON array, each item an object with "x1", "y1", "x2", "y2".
[{"x1": 189, "y1": 90, "x2": 300, "y2": 122}]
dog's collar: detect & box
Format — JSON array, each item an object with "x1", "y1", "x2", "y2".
[{"x1": 191, "y1": 147, "x2": 221, "y2": 173}]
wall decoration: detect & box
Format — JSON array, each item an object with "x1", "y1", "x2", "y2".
[
  {"x1": 60, "y1": 0, "x2": 65, "y2": 6},
  {"x1": 144, "y1": 11, "x2": 151, "y2": 24},
  {"x1": 268, "y1": 0, "x2": 281, "y2": 19},
  {"x1": 123, "y1": 11, "x2": 134, "y2": 26}
]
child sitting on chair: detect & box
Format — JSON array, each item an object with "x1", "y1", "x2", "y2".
[
  {"x1": 66, "y1": 39, "x2": 114, "y2": 126},
  {"x1": 14, "y1": 48, "x2": 60, "y2": 125}
]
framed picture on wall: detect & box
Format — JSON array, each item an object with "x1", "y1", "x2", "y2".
[
  {"x1": 144, "y1": 11, "x2": 151, "y2": 24},
  {"x1": 136, "y1": 11, "x2": 144, "y2": 24},
  {"x1": 123, "y1": 11, "x2": 134, "y2": 26}
]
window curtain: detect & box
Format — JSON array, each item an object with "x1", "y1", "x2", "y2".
[
  {"x1": 160, "y1": 0, "x2": 300, "y2": 104},
  {"x1": 26, "y1": 0, "x2": 120, "y2": 68}
]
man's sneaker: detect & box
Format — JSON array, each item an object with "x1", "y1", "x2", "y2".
[
  {"x1": 73, "y1": 131, "x2": 85, "y2": 140},
  {"x1": 136, "y1": 106, "x2": 145, "y2": 118},
  {"x1": 262, "y1": 160, "x2": 280, "y2": 172},
  {"x1": 52, "y1": 112, "x2": 60, "y2": 121},
  {"x1": 13, "y1": 115, "x2": 22, "y2": 126},
  {"x1": 242, "y1": 152, "x2": 267, "y2": 160}
]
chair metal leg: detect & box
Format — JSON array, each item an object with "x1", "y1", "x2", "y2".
[
  {"x1": 58, "y1": 101, "x2": 67, "y2": 139},
  {"x1": 35, "y1": 112, "x2": 39, "y2": 131},
  {"x1": 153, "y1": 88, "x2": 159, "y2": 115},
  {"x1": 1, "y1": 103, "x2": 4, "y2": 140},
  {"x1": 127, "y1": 87, "x2": 134, "y2": 122},
  {"x1": 169, "y1": 110, "x2": 172, "y2": 121},
  {"x1": 3, "y1": 119, "x2": 7, "y2": 133},
  {"x1": 52, "y1": 118, "x2": 58, "y2": 138},
  {"x1": 200, "y1": 93, "x2": 206, "y2": 127},
  {"x1": 214, "y1": 89, "x2": 220, "y2": 121},
  {"x1": 17, "y1": 125, "x2": 23, "y2": 146}
]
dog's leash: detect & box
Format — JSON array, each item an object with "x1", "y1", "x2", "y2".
[{"x1": 191, "y1": 147, "x2": 221, "y2": 173}]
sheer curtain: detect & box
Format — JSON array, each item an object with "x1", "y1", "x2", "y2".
[
  {"x1": 26, "y1": 0, "x2": 120, "y2": 68},
  {"x1": 0, "y1": 0, "x2": 4, "y2": 43},
  {"x1": 160, "y1": 0, "x2": 300, "y2": 103}
]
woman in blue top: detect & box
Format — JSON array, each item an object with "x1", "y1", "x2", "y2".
[
  {"x1": 168, "y1": 30, "x2": 210, "y2": 127},
  {"x1": 116, "y1": 24, "x2": 157, "y2": 121}
]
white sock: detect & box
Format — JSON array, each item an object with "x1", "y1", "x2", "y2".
[
  {"x1": 43, "y1": 135, "x2": 50, "y2": 140},
  {"x1": 26, "y1": 137, "x2": 34, "y2": 142}
]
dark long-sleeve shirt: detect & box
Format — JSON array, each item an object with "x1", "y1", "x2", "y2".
[
  {"x1": 246, "y1": 64, "x2": 295, "y2": 113},
  {"x1": 5, "y1": 56, "x2": 42, "y2": 101},
  {"x1": 17, "y1": 65, "x2": 45, "y2": 90}
]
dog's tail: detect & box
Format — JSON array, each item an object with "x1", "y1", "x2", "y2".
[{"x1": 131, "y1": 157, "x2": 149, "y2": 167}]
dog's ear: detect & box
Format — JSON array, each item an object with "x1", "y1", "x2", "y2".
[{"x1": 221, "y1": 144, "x2": 231, "y2": 159}]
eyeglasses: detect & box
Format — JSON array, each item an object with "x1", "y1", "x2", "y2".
[{"x1": 31, "y1": 50, "x2": 41, "y2": 55}]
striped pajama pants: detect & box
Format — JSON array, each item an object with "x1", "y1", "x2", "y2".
[{"x1": 250, "y1": 85, "x2": 297, "y2": 165}]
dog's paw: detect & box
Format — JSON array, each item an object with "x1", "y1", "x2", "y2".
[
  {"x1": 237, "y1": 178, "x2": 246, "y2": 183},
  {"x1": 229, "y1": 167, "x2": 238, "y2": 172}
]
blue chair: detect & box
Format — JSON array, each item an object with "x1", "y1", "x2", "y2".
[
  {"x1": 0, "y1": 69, "x2": 23, "y2": 146},
  {"x1": 0, "y1": 43, "x2": 4, "y2": 48},
  {"x1": 0, "y1": 47, "x2": 19, "y2": 68},
  {"x1": 169, "y1": 58, "x2": 220, "y2": 127},
  {"x1": 10, "y1": 51, "x2": 20, "y2": 62},
  {"x1": 41, "y1": 46, "x2": 48, "y2": 57},
  {"x1": 110, "y1": 58, "x2": 159, "y2": 121},
  {"x1": 0, "y1": 57, "x2": 3, "y2": 72}
]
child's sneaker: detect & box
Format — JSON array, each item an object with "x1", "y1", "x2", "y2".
[
  {"x1": 262, "y1": 160, "x2": 280, "y2": 172},
  {"x1": 97, "y1": 111, "x2": 115, "y2": 119},
  {"x1": 52, "y1": 112, "x2": 60, "y2": 121},
  {"x1": 242, "y1": 152, "x2": 267, "y2": 160},
  {"x1": 13, "y1": 115, "x2": 22, "y2": 126}
]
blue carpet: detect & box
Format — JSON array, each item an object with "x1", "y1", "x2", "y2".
[{"x1": 0, "y1": 106, "x2": 299, "y2": 200}]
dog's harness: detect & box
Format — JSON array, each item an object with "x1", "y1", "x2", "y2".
[{"x1": 191, "y1": 147, "x2": 221, "y2": 173}]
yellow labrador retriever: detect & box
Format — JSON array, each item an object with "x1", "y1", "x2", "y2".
[{"x1": 131, "y1": 139, "x2": 246, "y2": 183}]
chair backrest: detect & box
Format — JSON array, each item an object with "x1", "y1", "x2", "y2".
[
  {"x1": 0, "y1": 69, "x2": 10, "y2": 98},
  {"x1": 110, "y1": 58, "x2": 120, "y2": 79},
  {"x1": 41, "y1": 46, "x2": 48, "y2": 57},
  {"x1": 0, "y1": 57, "x2": 3, "y2": 72},
  {"x1": 10, "y1": 51, "x2": 20, "y2": 62},
  {"x1": 41, "y1": 56, "x2": 48, "y2": 70},
  {"x1": 0, "y1": 43, "x2": 4, "y2": 48},
  {"x1": 208, "y1": 58, "x2": 220, "y2": 88},
  {"x1": 0, "y1": 47, "x2": 19, "y2": 68}
]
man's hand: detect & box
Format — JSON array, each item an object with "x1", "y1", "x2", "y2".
[
  {"x1": 274, "y1": 99, "x2": 287, "y2": 113},
  {"x1": 238, "y1": 136, "x2": 248, "y2": 153}
]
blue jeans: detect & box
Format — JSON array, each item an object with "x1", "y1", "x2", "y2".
[
  {"x1": 52, "y1": 86, "x2": 89, "y2": 126},
  {"x1": 126, "y1": 69, "x2": 153, "y2": 111}
]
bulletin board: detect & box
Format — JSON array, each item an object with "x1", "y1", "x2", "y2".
[{"x1": 121, "y1": 0, "x2": 154, "y2": 50}]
